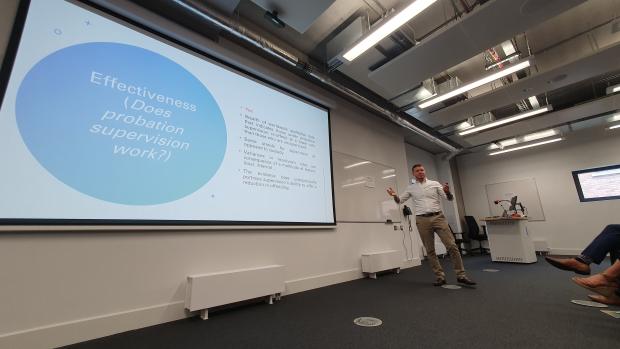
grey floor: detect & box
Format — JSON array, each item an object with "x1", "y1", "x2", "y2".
[{"x1": 62, "y1": 255, "x2": 620, "y2": 349}]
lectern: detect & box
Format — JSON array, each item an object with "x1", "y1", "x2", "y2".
[{"x1": 481, "y1": 217, "x2": 537, "y2": 263}]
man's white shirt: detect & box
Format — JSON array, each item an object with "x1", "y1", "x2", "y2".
[{"x1": 398, "y1": 179, "x2": 450, "y2": 215}]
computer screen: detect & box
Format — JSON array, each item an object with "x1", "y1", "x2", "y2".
[{"x1": 572, "y1": 164, "x2": 620, "y2": 202}]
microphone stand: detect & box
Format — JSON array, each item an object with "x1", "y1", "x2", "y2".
[{"x1": 494, "y1": 200, "x2": 511, "y2": 218}]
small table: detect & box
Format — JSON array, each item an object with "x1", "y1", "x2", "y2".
[{"x1": 481, "y1": 217, "x2": 537, "y2": 263}]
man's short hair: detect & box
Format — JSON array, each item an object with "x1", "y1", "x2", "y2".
[{"x1": 412, "y1": 164, "x2": 424, "y2": 171}]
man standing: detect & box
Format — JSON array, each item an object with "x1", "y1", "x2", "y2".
[{"x1": 387, "y1": 164, "x2": 476, "y2": 286}]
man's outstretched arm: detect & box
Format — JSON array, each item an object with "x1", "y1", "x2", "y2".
[
  {"x1": 388, "y1": 187, "x2": 411, "y2": 204},
  {"x1": 387, "y1": 187, "x2": 400, "y2": 203}
]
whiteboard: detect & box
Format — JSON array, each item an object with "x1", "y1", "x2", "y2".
[
  {"x1": 485, "y1": 178, "x2": 545, "y2": 221},
  {"x1": 332, "y1": 151, "x2": 400, "y2": 222}
]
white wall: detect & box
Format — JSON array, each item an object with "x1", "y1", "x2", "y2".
[
  {"x1": 457, "y1": 127, "x2": 620, "y2": 255},
  {"x1": 0, "y1": 1, "x2": 429, "y2": 348}
]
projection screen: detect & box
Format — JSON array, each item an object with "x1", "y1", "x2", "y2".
[{"x1": 0, "y1": 0, "x2": 335, "y2": 225}]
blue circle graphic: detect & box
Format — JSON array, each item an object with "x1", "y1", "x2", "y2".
[{"x1": 16, "y1": 42, "x2": 227, "y2": 205}]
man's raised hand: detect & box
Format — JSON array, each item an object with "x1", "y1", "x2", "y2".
[{"x1": 443, "y1": 183, "x2": 450, "y2": 194}]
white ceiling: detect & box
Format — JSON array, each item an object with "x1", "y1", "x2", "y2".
[{"x1": 196, "y1": 0, "x2": 620, "y2": 154}]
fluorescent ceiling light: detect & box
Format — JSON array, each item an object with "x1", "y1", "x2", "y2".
[
  {"x1": 489, "y1": 138, "x2": 563, "y2": 156},
  {"x1": 382, "y1": 174, "x2": 396, "y2": 179},
  {"x1": 609, "y1": 124, "x2": 620, "y2": 130},
  {"x1": 488, "y1": 138, "x2": 517, "y2": 150},
  {"x1": 528, "y1": 96, "x2": 539, "y2": 109},
  {"x1": 344, "y1": 161, "x2": 370, "y2": 169},
  {"x1": 382, "y1": 169, "x2": 395, "y2": 174},
  {"x1": 342, "y1": 0, "x2": 437, "y2": 61},
  {"x1": 420, "y1": 60, "x2": 531, "y2": 109},
  {"x1": 606, "y1": 84, "x2": 620, "y2": 94},
  {"x1": 523, "y1": 129, "x2": 557, "y2": 142},
  {"x1": 459, "y1": 106, "x2": 551, "y2": 136},
  {"x1": 608, "y1": 113, "x2": 620, "y2": 122},
  {"x1": 500, "y1": 138, "x2": 518, "y2": 147}
]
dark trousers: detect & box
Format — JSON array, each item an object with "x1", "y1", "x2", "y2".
[{"x1": 581, "y1": 224, "x2": 620, "y2": 264}]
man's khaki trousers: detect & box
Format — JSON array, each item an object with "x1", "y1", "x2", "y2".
[{"x1": 416, "y1": 213, "x2": 465, "y2": 279}]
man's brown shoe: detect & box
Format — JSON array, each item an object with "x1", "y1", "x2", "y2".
[
  {"x1": 457, "y1": 276, "x2": 477, "y2": 286},
  {"x1": 544, "y1": 256, "x2": 590, "y2": 275}
]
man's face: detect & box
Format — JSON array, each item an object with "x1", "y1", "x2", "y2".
[{"x1": 413, "y1": 166, "x2": 426, "y2": 181}]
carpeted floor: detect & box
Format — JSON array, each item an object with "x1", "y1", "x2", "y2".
[{"x1": 62, "y1": 256, "x2": 620, "y2": 349}]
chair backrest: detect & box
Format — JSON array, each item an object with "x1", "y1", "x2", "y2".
[
  {"x1": 449, "y1": 224, "x2": 469, "y2": 242},
  {"x1": 464, "y1": 215, "x2": 480, "y2": 238}
]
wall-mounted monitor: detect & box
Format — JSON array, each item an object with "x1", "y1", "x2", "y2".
[
  {"x1": 572, "y1": 164, "x2": 620, "y2": 202},
  {"x1": 0, "y1": 0, "x2": 335, "y2": 225}
]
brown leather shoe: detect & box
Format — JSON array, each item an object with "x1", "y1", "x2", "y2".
[
  {"x1": 433, "y1": 278, "x2": 447, "y2": 286},
  {"x1": 544, "y1": 256, "x2": 590, "y2": 275},
  {"x1": 457, "y1": 276, "x2": 477, "y2": 286}
]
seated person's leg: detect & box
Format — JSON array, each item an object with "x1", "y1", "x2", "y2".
[
  {"x1": 580, "y1": 224, "x2": 620, "y2": 265},
  {"x1": 545, "y1": 224, "x2": 620, "y2": 274}
]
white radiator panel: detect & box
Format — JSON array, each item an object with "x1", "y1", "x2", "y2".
[
  {"x1": 361, "y1": 250, "x2": 402, "y2": 274},
  {"x1": 185, "y1": 265, "x2": 285, "y2": 312}
]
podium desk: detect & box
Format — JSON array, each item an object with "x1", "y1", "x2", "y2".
[{"x1": 481, "y1": 217, "x2": 537, "y2": 263}]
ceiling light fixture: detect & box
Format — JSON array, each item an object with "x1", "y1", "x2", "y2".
[
  {"x1": 608, "y1": 112, "x2": 620, "y2": 123},
  {"x1": 488, "y1": 138, "x2": 517, "y2": 150},
  {"x1": 419, "y1": 59, "x2": 531, "y2": 109},
  {"x1": 489, "y1": 137, "x2": 563, "y2": 156},
  {"x1": 459, "y1": 105, "x2": 551, "y2": 136},
  {"x1": 522, "y1": 129, "x2": 557, "y2": 142},
  {"x1": 342, "y1": 0, "x2": 437, "y2": 62},
  {"x1": 500, "y1": 138, "x2": 518, "y2": 147},
  {"x1": 609, "y1": 124, "x2": 620, "y2": 130},
  {"x1": 606, "y1": 84, "x2": 620, "y2": 95}
]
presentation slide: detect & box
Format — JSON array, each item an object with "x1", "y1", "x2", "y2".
[
  {"x1": 573, "y1": 165, "x2": 620, "y2": 202},
  {"x1": 0, "y1": 0, "x2": 334, "y2": 224}
]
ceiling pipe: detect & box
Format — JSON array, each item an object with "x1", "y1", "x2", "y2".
[{"x1": 171, "y1": 0, "x2": 459, "y2": 153}]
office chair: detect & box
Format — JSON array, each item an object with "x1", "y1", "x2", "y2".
[{"x1": 464, "y1": 215, "x2": 488, "y2": 255}]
